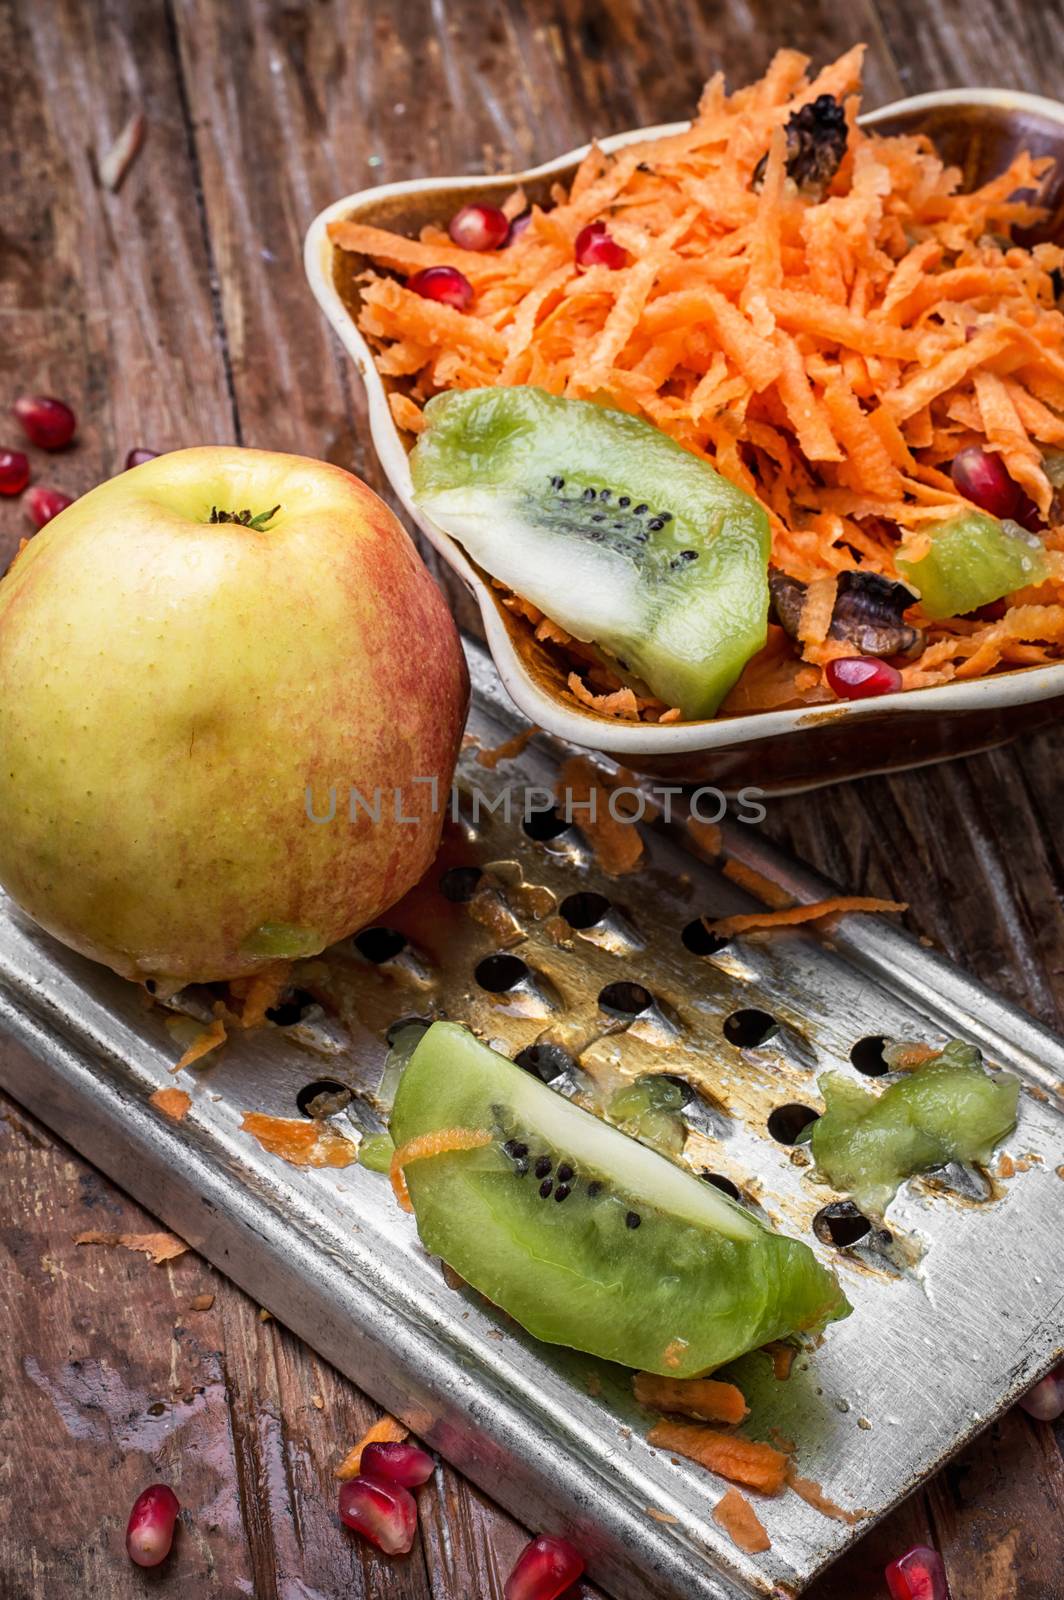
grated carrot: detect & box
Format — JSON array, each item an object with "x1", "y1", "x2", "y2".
[
  {"x1": 634, "y1": 1373, "x2": 749, "y2": 1425},
  {"x1": 336, "y1": 47, "x2": 1064, "y2": 721},
  {"x1": 713, "y1": 1487, "x2": 771, "y2": 1553},
  {"x1": 648, "y1": 1421, "x2": 789, "y2": 1494},
  {"x1": 707, "y1": 895, "x2": 906, "y2": 938},
  {"x1": 389, "y1": 1127, "x2": 493, "y2": 1212}
]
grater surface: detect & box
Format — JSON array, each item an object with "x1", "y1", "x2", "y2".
[{"x1": 0, "y1": 639, "x2": 1061, "y2": 1600}]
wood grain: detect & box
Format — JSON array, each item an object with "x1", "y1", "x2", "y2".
[{"x1": 1, "y1": 1, "x2": 1063, "y2": 1598}]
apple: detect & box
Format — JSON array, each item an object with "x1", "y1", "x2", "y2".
[{"x1": 0, "y1": 446, "x2": 469, "y2": 983}]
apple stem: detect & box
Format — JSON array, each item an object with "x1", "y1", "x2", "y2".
[{"x1": 208, "y1": 504, "x2": 281, "y2": 530}]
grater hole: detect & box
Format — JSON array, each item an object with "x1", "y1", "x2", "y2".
[
  {"x1": 767, "y1": 1103, "x2": 819, "y2": 1145},
  {"x1": 514, "y1": 1041, "x2": 576, "y2": 1081},
  {"x1": 813, "y1": 1200, "x2": 872, "y2": 1247},
  {"x1": 386, "y1": 1015, "x2": 432, "y2": 1047},
  {"x1": 850, "y1": 1034, "x2": 890, "y2": 1076},
  {"x1": 723, "y1": 1008, "x2": 779, "y2": 1047},
  {"x1": 439, "y1": 865, "x2": 483, "y2": 903},
  {"x1": 476, "y1": 953, "x2": 529, "y2": 993},
  {"x1": 700, "y1": 1171, "x2": 742, "y2": 1201},
  {"x1": 523, "y1": 807, "x2": 571, "y2": 842},
  {"x1": 266, "y1": 988, "x2": 319, "y2": 1026},
  {"x1": 296, "y1": 1079, "x2": 352, "y2": 1118},
  {"x1": 599, "y1": 981, "x2": 654, "y2": 1017},
  {"x1": 560, "y1": 891, "x2": 611, "y2": 929},
  {"x1": 354, "y1": 926, "x2": 407, "y2": 963},
  {"x1": 682, "y1": 918, "x2": 729, "y2": 956}
]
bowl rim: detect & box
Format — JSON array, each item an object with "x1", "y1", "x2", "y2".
[{"x1": 304, "y1": 87, "x2": 1064, "y2": 757}]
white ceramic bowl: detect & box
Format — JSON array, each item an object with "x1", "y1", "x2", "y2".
[{"x1": 305, "y1": 89, "x2": 1064, "y2": 791}]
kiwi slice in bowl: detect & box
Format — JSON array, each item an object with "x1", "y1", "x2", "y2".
[
  {"x1": 409, "y1": 387, "x2": 772, "y2": 720},
  {"x1": 390, "y1": 1022, "x2": 850, "y2": 1377}
]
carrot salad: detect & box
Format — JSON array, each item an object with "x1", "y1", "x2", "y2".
[{"x1": 330, "y1": 46, "x2": 1064, "y2": 719}]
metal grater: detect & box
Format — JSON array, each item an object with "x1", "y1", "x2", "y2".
[{"x1": 0, "y1": 638, "x2": 1061, "y2": 1600}]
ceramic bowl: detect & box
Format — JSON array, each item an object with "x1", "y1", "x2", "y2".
[{"x1": 305, "y1": 89, "x2": 1064, "y2": 792}]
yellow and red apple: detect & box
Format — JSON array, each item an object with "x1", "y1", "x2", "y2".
[{"x1": 0, "y1": 446, "x2": 469, "y2": 983}]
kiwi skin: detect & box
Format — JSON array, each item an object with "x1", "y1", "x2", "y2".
[
  {"x1": 391, "y1": 1022, "x2": 850, "y2": 1378},
  {"x1": 410, "y1": 386, "x2": 772, "y2": 720}
]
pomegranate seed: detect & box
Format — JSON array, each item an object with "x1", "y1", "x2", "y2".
[
  {"x1": 950, "y1": 446, "x2": 1021, "y2": 521},
  {"x1": 826, "y1": 655, "x2": 903, "y2": 700},
  {"x1": 1019, "y1": 1364, "x2": 1064, "y2": 1421},
  {"x1": 0, "y1": 449, "x2": 30, "y2": 496},
  {"x1": 448, "y1": 203, "x2": 510, "y2": 251},
  {"x1": 25, "y1": 485, "x2": 73, "y2": 529},
  {"x1": 338, "y1": 1476, "x2": 417, "y2": 1555},
  {"x1": 885, "y1": 1545, "x2": 951, "y2": 1600},
  {"x1": 504, "y1": 1534, "x2": 585, "y2": 1600},
  {"x1": 508, "y1": 213, "x2": 532, "y2": 243},
  {"x1": 575, "y1": 221, "x2": 627, "y2": 271},
  {"x1": 407, "y1": 266, "x2": 473, "y2": 311},
  {"x1": 125, "y1": 447, "x2": 159, "y2": 469},
  {"x1": 360, "y1": 1439, "x2": 435, "y2": 1487},
  {"x1": 126, "y1": 1483, "x2": 180, "y2": 1568},
  {"x1": 13, "y1": 394, "x2": 76, "y2": 450}
]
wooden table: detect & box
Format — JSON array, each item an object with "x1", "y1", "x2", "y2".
[{"x1": 2, "y1": 2, "x2": 1063, "y2": 1596}]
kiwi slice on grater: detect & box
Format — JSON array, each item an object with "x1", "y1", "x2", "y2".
[
  {"x1": 390, "y1": 1022, "x2": 850, "y2": 1377},
  {"x1": 409, "y1": 386, "x2": 772, "y2": 720}
]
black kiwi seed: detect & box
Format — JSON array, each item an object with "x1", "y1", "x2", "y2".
[
  {"x1": 554, "y1": 1184, "x2": 571, "y2": 1202},
  {"x1": 618, "y1": 495, "x2": 631, "y2": 507},
  {"x1": 539, "y1": 1177, "x2": 554, "y2": 1198},
  {"x1": 587, "y1": 1180, "x2": 603, "y2": 1198},
  {"x1": 549, "y1": 475, "x2": 563, "y2": 489},
  {"x1": 647, "y1": 517, "x2": 665, "y2": 531},
  {"x1": 599, "y1": 488, "x2": 611, "y2": 500},
  {"x1": 557, "y1": 1162, "x2": 574, "y2": 1183},
  {"x1": 534, "y1": 1155, "x2": 552, "y2": 1179},
  {"x1": 582, "y1": 486, "x2": 596, "y2": 502},
  {"x1": 633, "y1": 503, "x2": 648, "y2": 515},
  {"x1": 660, "y1": 511, "x2": 673, "y2": 522},
  {"x1": 590, "y1": 512, "x2": 605, "y2": 522},
  {"x1": 625, "y1": 1210, "x2": 642, "y2": 1229},
  {"x1": 514, "y1": 1160, "x2": 529, "y2": 1177}
]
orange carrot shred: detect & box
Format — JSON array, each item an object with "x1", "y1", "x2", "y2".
[
  {"x1": 648, "y1": 1421, "x2": 789, "y2": 1494},
  {"x1": 713, "y1": 1487, "x2": 771, "y2": 1553},
  {"x1": 707, "y1": 895, "x2": 906, "y2": 937},
  {"x1": 389, "y1": 1128, "x2": 493, "y2": 1212},
  {"x1": 634, "y1": 1373, "x2": 749, "y2": 1425}
]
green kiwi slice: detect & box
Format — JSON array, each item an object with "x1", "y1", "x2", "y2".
[
  {"x1": 390, "y1": 1022, "x2": 850, "y2": 1377},
  {"x1": 409, "y1": 386, "x2": 772, "y2": 719},
  {"x1": 897, "y1": 511, "x2": 1047, "y2": 620}
]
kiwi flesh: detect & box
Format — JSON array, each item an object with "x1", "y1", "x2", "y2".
[
  {"x1": 390, "y1": 1022, "x2": 850, "y2": 1376},
  {"x1": 897, "y1": 511, "x2": 1047, "y2": 620},
  {"x1": 409, "y1": 386, "x2": 772, "y2": 719}
]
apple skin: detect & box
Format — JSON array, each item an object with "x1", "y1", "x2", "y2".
[{"x1": 0, "y1": 446, "x2": 469, "y2": 983}]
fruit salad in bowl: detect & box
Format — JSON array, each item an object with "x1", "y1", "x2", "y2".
[{"x1": 306, "y1": 47, "x2": 1064, "y2": 787}]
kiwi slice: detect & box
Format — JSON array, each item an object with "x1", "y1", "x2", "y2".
[
  {"x1": 810, "y1": 1041, "x2": 1019, "y2": 1215},
  {"x1": 897, "y1": 511, "x2": 1047, "y2": 620},
  {"x1": 390, "y1": 1022, "x2": 850, "y2": 1376},
  {"x1": 409, "y1": 387, "x2": 771, "y2": 719}
]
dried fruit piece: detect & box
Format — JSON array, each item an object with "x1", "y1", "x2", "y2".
[
  {"x1": 13, "y1": 395, "x2": 76, "y2": 450},
  {"x1": 770, "y1": 568, "x2": 920, "y2": 657},
  {"x1": 24, "y1": 485, "x2": 73, "y2": 529},
  {"x1": 448, "y1": 203, "x2": 510, "y2": 251},
  {"x1": 126, "y1": 1483, "x2": 180, "y2": 1567},
  {"x1": 503, "y1": 1534, "x2": 585, "y2": 1600},
  {"x1": 360, "y1": 1439, "x2": 435, "y2": 1487},
  {"x1": 338, "y1": 1476, "x2": 417, "y2": 1554},
  {"x1": 408, "y1": 265, "x2": 473, "y2": 310},
  {"x1": 755, "y1": 94, "x2": 848, "y2": 193},
  {"x1": 0, "y1": 450, "x2": 30, "y2": 496},
  {"x1": 885, "y1": 1544, "x2": 951, "y2": 1600}
]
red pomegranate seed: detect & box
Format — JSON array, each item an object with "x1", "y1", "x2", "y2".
[
  {"x1": 13, "y1": 394, "x2": 77, "y2": 450},
  {"x1": 504, "y1": 1534, "x2": 586, "y2": 1600},
  {"x1": 407, "y1": 265, "x2": 473, "y2": 311},
  {"x1": 448, "y1": 202, "x2": 510, "y2": 251},
  {"x1": 0, "y1": 449, "x2": 30, "y2": 496},
  {"x1": 885, "y1": 1545, "x2": 951, "y2": 1600},
  {"x1": 125, "y1": 447, "x2": 159, "y2": 469},
  {"x1": 826, "y1": 655, "x2": 903, "y2": 700},
  {"x1": 575, "y1": 221, "x2": 627, "y2": 271},
  {"x1": 360, "y1": 1439, "x2": 435, "y2": 1487},
  {"x1": 338, "y1": 1476, "x2": 417, "y2": 1555},
  {"x1": 1019, "y1": 1364, "x2": 1064, "y2": 1421},
  {"x1": 950, "y1": 446, "x2": 1021, "y2": 521},
  {"x1": 25, "y1": 485, "x2": 73, "y2": 529},
  {"x1": 126, "y1": 1482, "x2": 180, "y2": 1568}
]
